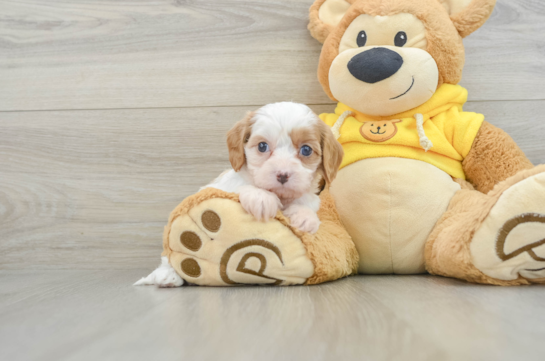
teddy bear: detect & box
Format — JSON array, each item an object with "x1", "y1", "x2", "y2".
[{"x1": 158, "y1": 0, "x2": 545, "y2": 286}]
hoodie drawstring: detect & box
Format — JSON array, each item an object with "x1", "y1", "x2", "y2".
[
  {"x1": 331, "y1": 110, "x2": 353, "y2": 140},
  {"x1": 414, "y1": 113, "x2": 433, "y2": 152}
]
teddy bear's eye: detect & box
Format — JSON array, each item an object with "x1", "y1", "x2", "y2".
[
  {"x1": 394, "y1": 31, "x2": 407, "y2": 47},
  {"x1": 356, "y1": 30, "x2": 367, "y2": 47}
]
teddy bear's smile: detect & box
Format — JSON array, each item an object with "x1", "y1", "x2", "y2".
[{"x1": 390, "y1": 76, "x2": 415, "y2": 100}]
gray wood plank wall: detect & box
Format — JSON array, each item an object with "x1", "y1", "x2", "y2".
[{"x1": 1, "y1": 0, "x2": 544, "y2": 270}]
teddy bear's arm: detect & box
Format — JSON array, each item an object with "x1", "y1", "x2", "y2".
[{"x1": 462, "y1": 121, "x2": 533, "y2": 194}]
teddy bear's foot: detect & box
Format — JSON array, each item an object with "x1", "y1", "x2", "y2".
[
  {"x1": 164, "y1": 190, "x2": 315, "y2": 286},
  {"x1": 470, "y1": 167, "x2": 545, "y2": 282},
  {"x1": 160, "y1": 188, "x2": 358, "y2": 286},
  {"x1": 426, "y1": 165, "x2": 545, "y2": 285}
]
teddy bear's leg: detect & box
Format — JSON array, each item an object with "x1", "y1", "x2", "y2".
[
  {"x1": 161, "y1": 187, "x2": 358, "y2": 286},
  {"x1": 425, "y1": 165, "x2": 545, "y2": 285}
]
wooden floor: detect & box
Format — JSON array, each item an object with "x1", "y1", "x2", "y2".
[{"x1": 1, "y1": 1, "x2": 545, "y2": 360}]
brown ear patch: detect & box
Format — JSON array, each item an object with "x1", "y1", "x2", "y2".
[
  {"x1": 226, "y1": 112, "x2": 255, "y2": 171},
  {"x1": 317, "y1": 120, "x2": 344, "y2": 184}
]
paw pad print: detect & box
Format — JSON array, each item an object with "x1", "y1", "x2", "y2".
[
  {"x1": 471, "y1": 171, "x2": 545, "y2": 281},
  {"x1": 166, "y1": 197, "x2": 314, "y2": 286}
]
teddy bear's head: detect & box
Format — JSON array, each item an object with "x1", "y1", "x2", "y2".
[{"x1": 308, "y1": 0, "x2": 496, "y2": 116}]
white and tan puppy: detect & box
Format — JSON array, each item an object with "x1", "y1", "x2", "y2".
[
  {"x1": 135, "y1": 102, "x2": 343, "y2": 287},
  {"x1": 207, "y1": 102, "x2": 343, "y2": 233}
]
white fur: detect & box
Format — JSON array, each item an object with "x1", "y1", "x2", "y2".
[
  {"x1": 204, "y1": 102, "x2": 322, "y2": 226},
  {"x1": 135, "y1": 102, "x2": 323, "y2": 287},
  {"x1": 133, "y1": 257, "x2": 184, "y2": 287}
]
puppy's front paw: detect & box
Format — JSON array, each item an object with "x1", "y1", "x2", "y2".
[
  {"x1": 239, "y1": 186, "x2": 281, "y2": 221},
  {"x1": 284, "y1": 205, "x2": 321, "y2": 234}
]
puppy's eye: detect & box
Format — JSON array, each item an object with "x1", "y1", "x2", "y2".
[
  {"x1": 300, "y1": 145, "x2": 313, "y2": 157},
  {"x1": 394, "y1": 31, "x2": 407, "y2": 47},
  {"x1": 356, "y1": 30, "x2": 367, "y2": 47},
  {"x1": 258, "y1": 142, "x2": 269, "y2": 153}
]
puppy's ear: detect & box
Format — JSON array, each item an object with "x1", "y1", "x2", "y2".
[
  {"x1": 226, "y1": 112, "x2": 254, "y2": 172},
  {"x1": 317, "y1": 119, "x2": 344, "y2": 184},
  {"x1": 438, "y1": 0, "x2": 496, "y2": 38},
  {"x1": 308, "y1": 0, "x2": 352, "y2": 43}
]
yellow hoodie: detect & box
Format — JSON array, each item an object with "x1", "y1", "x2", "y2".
[{"x1": 319, "y1": 84, "x2": 484, "y2": 179}]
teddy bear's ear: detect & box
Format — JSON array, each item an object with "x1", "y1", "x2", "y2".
[
  {"x1": 439, "y1": 0, "x2": 497, "y2": 38},
  {"x1": 308, "y1": 0, "x2": 353, "y2": 43}
]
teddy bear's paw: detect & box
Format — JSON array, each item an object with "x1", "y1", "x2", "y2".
[
  {"x1": 166, "y1": 197, "x2": 315, "y2": 286},
  {"x1": 470, "y1": 170, "x2": 545, "y2": 281}
]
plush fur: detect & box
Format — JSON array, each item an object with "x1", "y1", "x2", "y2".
[
  {"x1": 300, "y1": 188, "x2": 359, "y2": 284},
  {"x1": 161, "y1": 187, "x2": 358, "y2": 286},
  {"x1": 448, "y1": 0, "x2": 497, "y2": 38},
  {"x1": 307, "y1": 0, "x2": 545, "y2": 286},
  {"x1": 463, "y1": 121, "x2": 534, "y2": 194},
  {"x1": 315, "y1": 0, "x2": 469, "y2": 101},
  {"x1": 425, "y1": 165, "x2": 545, "y2": 285}
]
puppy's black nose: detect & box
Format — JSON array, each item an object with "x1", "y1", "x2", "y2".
[
  {"x1": 277, "y1": 173, "x2": 289, "y2": 185},
  {"x1": 347, "y1": 47, "x2": 403, "y2": 84}
]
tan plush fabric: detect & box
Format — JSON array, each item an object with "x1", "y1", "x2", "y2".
[
  {"x1": 302, "y1": 188, "x2": 359, "y2": 284},
  {"x1": 463, "y1": 121, "x2": 534, "y2": 194},
  {"x1": 314, "y1": 0, "x2": 466, "y2": 101},
  {"x1": 471, "y1": 171, "x2": 545, "y2": 281},
  {"x1": 163, "y1": 188, "x2": 358, "y2": 286},
  {"x1": 306, "y1": 0, "x2": 545, "y2": 287},
  {"x1": 448, "y1": 0, "x2": 497, "y2": 38},
  {"x1": 330, "y1": 158, "x2": 460, "y2": 274},
  {"x1": 308, "y1": 0, "x2": 356, "y2": 43},
  {"x1": 425, "y1": 165, "x2": 545, "y2": 285}
]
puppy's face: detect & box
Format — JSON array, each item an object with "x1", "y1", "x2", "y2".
[{"x1": 227, "y1": 102, "x2": 344, "y2": 200}]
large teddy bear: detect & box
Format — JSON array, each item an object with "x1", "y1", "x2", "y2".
[{"x1": 158, "y1": 0, "x2": 545, "y2": 286}]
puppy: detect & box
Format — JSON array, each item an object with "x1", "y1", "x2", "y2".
[
  {"x1": 206, "y1": 102, "x2": 343, "y2": 232},
  {"x1": 134, "y1": 102, "x2": 343, "y2": 287}
]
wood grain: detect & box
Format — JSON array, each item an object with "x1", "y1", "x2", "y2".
[
  {"x1": 1, "y1": 271, "x2": 545, "y2": 361},
  {"x1": 1, "y1": 2, "x2": 545, "y2": 358},
  {"x1": 1, "y1": 0, "x2": 545, "y2": 112},
  {"x1": 0, "y1": 102, "x2": 543, "y2": 270}
]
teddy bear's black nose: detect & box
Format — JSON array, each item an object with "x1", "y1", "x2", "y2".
[{"x1": 347, "y1": 48, "x2": 404, "y2": 84}]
